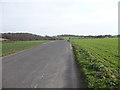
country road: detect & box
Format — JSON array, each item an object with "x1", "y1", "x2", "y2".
[{"x1": 2, "y1": 40, "x2": 86, "y2": 88}]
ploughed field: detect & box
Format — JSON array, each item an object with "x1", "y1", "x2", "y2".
[
  {"x1": 1, "y1": 40, "x2": 50, "y2": 57},
  {"x1": 70, "y1": 38, "x2": 119, "y2": 88}
]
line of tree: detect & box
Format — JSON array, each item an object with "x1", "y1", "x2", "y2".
[
  {"x1": 57, "y1": 34, "x2": 119, "y2": 38},
  {"x1": 1, "y1": 33, "x2": 61, "y2": 41}
]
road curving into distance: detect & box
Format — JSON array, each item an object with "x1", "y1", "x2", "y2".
[{"x1": 2, "y1": 40, "x2": 86, "y2": 88}]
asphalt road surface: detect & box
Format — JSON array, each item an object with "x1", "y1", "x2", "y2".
[{"x1": 2, "y1": 40, "x2": 86, "y2": 88}]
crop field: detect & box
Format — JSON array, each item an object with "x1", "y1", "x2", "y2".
[
  {"x1": 70, "y1": 38, "x2": 119, "y2": 88},
  {"x1": 60, "y1": 37, "x2": 80, "y2": 40},
  {"x1": 1, "y1": 40, "x2": 50, "y2": 57}
]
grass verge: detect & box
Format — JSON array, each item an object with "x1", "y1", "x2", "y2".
[
  {"x1": 70, "y1": 38, "x2": 119, "y2": 88},
  {"x1": 1, "y1": 40, "x2": 51, "y2": 57}
]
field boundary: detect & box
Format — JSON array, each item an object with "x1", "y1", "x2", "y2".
[{"x1": 71, "y1": 44, "x2": 88, "y2": 88}]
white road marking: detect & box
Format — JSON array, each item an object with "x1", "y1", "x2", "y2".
[
  {"x1": 33, "y1": 73, "x2": 45, "y2": 88},
  {"x1": 41, "y1": 73, "x2": 44, "y2": 79},
  {"x1": 34, "y1": 84, "x2": 38, "y2": 88}
]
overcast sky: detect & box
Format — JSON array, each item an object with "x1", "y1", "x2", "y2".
[{"x1": 0, "y1": 0, "x2": 119, "y2": 36}]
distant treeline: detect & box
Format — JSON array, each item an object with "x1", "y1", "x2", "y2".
[
  {"x1": 1, "y1": 33, "x2": 119, "y2": 41},
  {"x1": 57, "y1": 34, "x2": 119, "y2": 38},
  {"x1": 1, "y1": 33, "x2": 60, "y2": 41}
]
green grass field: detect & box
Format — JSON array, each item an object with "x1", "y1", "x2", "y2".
[
  {"x1": 1, "y1": 40, "x2": 51, "y2": 57},
  {"x1": 60, "y1": 37, "x2": 80, "y2": 40},
  {"x1": 70, "y1": 38, "x2": 119, "y2": 88}
]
